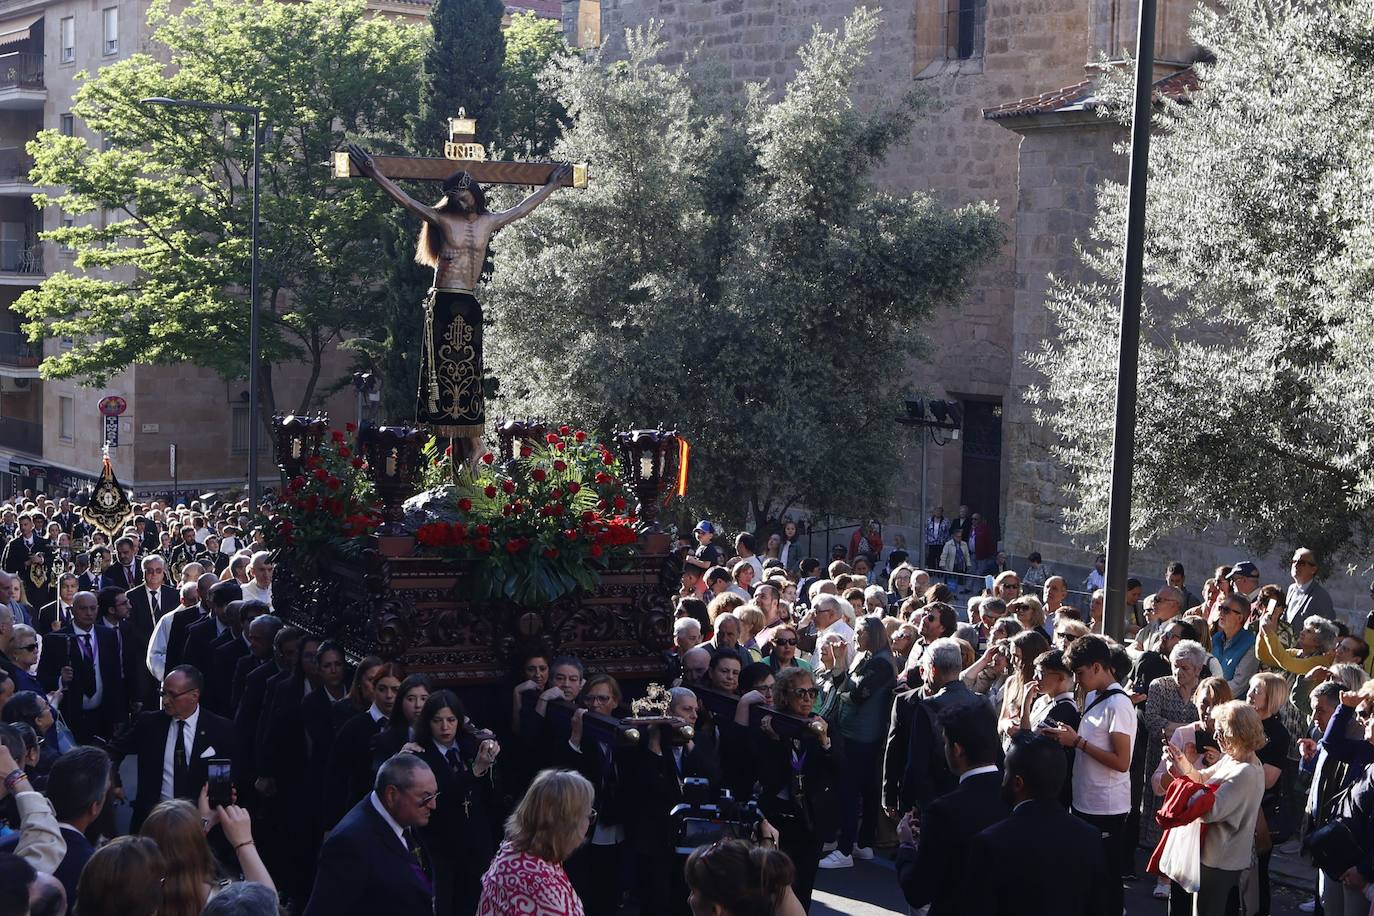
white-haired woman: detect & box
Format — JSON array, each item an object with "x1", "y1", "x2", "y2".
[{"x1": 1141, "y1": 640, "x2": 1207, "y2": 898}]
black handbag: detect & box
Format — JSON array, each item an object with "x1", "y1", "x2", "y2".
[{"x1": 1305, "y1": 783, "x2": 1365, "y2": 879}]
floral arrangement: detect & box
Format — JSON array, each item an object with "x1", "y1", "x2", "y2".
[
  {"x1": 414, "y1": 426, "x2": 640, "y2": 606},
  {"x1": 270, "y1": 423, "x2": 383, "y2": 573}
]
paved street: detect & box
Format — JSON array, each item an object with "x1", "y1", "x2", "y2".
[{"x1": 809, "y1": 849, "x2": 1311, "y2": 915}]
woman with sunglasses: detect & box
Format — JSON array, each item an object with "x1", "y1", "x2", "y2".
[
  {"x1": 766, "y1": 625, "x2": 811, "y2": 674},
  {"x1": 409, "y1": 689, "x2": 501, "y2": 915},
  {"x1": 753, "y1": 665, "x2": 841, "y2": 909},
  {"x1": 1210, "y1": 594, "x2": 1259, "y2": 699},
  {"x1": 560, "y1": 674, "x2": 629, "y2": 916}
]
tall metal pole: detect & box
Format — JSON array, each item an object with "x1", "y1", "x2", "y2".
[
  {"x1": 246, "y1": 112, "x2": 262, "y2": 517},
  {"x1": 920, "y1": 432, "x2": 928, "y2": 569},
  {"x1": 1102, "y1": 0, "x2": 1157, "y2": 641}
]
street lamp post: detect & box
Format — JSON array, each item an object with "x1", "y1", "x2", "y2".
[{"x1": 139, "y1": 96, "x2": 264, "y2": 515}]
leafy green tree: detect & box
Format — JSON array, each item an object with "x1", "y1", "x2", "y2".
[
  {"x1": 19, "y1": 0, "x2": 421, "y2": 421},
  {"x1": 492, "y1": 12, "x2": 572, "y2": 156},
  {"x1": 413, "y1": 0, "x2": 505, "y2": 152},
  {"x1": 483, "y1": 10, "x2": 1003, "y2": 527},
  {"x1": 1028, "y1": 0, "x2": 1374, "y2": 560}
]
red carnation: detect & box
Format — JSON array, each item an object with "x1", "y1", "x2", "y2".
[
  {"x1": 502, "y1": 480, "x2": 516, "y2": 494},
  {"x1": 351, "y1": 457, "x2": 365, "y2": 469},
  {"x1": 337, "y1": 446, "x2": 351, "y2": 458},
  {"x1": 567, "y1": 482, "x2": 581, "y2": 494},
  {"x1": 553, "y1": 460, "x2": 567, "y2": 472},
  {"x1": 345, "y1": 422, "x2": 357, "y2": 432},
  {"x1": 481, "y1": 453, "x2": 494, "y2": 465},
  {"x1": 484, "y1": 485, "x2": 498, "y2": 499},
  {"x1": 531, "y1": 468, "x2": 547, "y2": 482},
  {"x1": 458, "y1": 498, "x2": 473, "y2": 512},
  {"x1": 574, "y1": 431, "x2": 587, "y2": 442}
]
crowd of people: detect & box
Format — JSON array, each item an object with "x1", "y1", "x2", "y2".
[{"x1": 0, "y1": 483, "x2": 1370, "y2": 916}]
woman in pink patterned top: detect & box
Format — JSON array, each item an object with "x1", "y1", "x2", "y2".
[{"x1": 477, "y1": 768, "x2": 594, "y2": 916}]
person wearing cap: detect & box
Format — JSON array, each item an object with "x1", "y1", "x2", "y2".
[
  {"x1": 1286, "y1": 547, "x2": 1335, "y2": 630},
  {"x1": 693, "y1": 521, "x2": 722, "y2": 567},
  {"x1": 1228, "y1": 561, "x2": 1262, "y2": 605}
]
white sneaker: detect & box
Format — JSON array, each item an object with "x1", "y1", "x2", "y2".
[
  {"x1": 818, "y1": 850, "x2": 853, "y2": 869},
  {"x1": 821, "y1": 841, "x2": 837, "y2": 854},
  {"x1": 852, "y1": 846, "x2": 875, "y2": 860},
  {"x1": 1299, "y1": 899, "x2": 1317, "y2": 913}
]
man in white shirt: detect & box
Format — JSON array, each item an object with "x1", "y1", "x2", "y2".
[
  {"x1": 1043, "y1": 635, "x2": 1134, "y2": 916},
  {"x1": 241, "y1": 551, "x2": 274, "y2": 610},
  {"x1": 811, "y1": 594, "x2": 856, "y2": 658},
  {"x1": 145, "y1": 582, "x2": 205, "y2": 682}
]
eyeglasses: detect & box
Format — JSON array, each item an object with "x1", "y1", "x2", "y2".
[
  {"x1": 415, "y1": 790, "x2": 441, "y2": 806},
  {"x1": 1002, "y1": 581, "x2": 1020, "y2": 589},
  {"x1": 159, "y1": 687, "x2": 196, "y2": 700},
  {"x1": 584, "y1": 694, "x2": 614, "y2": 705},
  {"x1": 12, "y1": 643, "x2": 36, "y2": 652},
  {"x1": 788, "y1": 687, "x2": 819, "y2": 699},
  {"x1": 774, "y1": 638, "x2": 798, "y2": 647}
]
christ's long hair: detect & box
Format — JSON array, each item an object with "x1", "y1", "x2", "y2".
[{"x1": 416, "y1": 171, "x2": 488, "y2": 269}]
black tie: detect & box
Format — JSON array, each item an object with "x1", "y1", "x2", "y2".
[
  {"x1": 151, "y1": 593, "x2": 159, "y2": 617},
  {"x1": 446, "y1": 748, "x2": 462, "y2": 773},
  {"x1": 377, "y1": 716, "x2": 389, "y2": 732},
  {"x1": 172, "y1": 720, "x2": 190, "y2": 797}
]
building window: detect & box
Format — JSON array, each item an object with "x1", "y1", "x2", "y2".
[
  {"x1": 945, "y1": 0, "x2": 984, "y2": 60},
  {"x1": 102, "y1": 7, "x2": 118, "y2": 56},
  {"x1": 231, "y1": 405, "x2": 266, "y2": 453},
  {"x1": 59, "y1": 114, "x2": 74, "y2": 136},
  {"x1": 60, "y1": 216, "x2": 74, "y2": 253},
  {"x1": 60, "y1": 17, "x2": 75, "y2": 63},
  {"x1": 59, "y1": 396, "x2": 74, "y2": 442}
]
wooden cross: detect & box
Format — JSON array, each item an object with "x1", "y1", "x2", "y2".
[{"x1": 334, "y1": 110, "x2": 586, "y2": 188}]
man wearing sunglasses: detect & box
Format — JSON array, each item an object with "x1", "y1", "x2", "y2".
[
  {"x1": 1286, "y1": 547, "x2": 1335, "y2": 630},
  {"x1": 1213, "y1": 594, "x2": 1260, "y2": 698},
  {"x1": 305, "y1": 753, "x2": 438, "y2": 916}
]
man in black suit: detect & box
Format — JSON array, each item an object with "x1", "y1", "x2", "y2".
[
  {"x1": 0, "y1": 745, "x2": 111, "y2": 912},
  {"x1": 73, "y1": 554, "x2": 97, "y2": 594},
  {"x1": 207, "y1": 600, "x2": 266, "y2": 715},
  {"x1": 234, "y1": 625, "x2": 303, "y2": 807},
  {"x1": 97, "y1": 586, "x2": 146, "y2": 715},
  {"x1": 126, "y1": 555, "x2": 178, "y2": 643},
  {"x1": 38, "y1": 591, "x2": 127, "y2": 744},
  {"x1": 54, "y1": 499, "x2": 84, "y2": 539},
  {"x1": 963, "y1": 733, "x2": 1112, "y2": 916},
  {"x1": 303, "y1": 753, "x2": 438, "y2": 916},
  {"x1": 167, "y1": 526, "x2": 208, "y2": 582},
  {"x1": 230, "y1": 615, "x2": 282, "y2": 713},
  {"x1": 895, "y1": 701, "x2": 1008, "y2": 915},
  {"x1": 164, "y1": 575, "x2": 221, "y2": 677},
  {"x1": 98, "y1": 537, "x2": 142, "y2": 592},
  {"x1": 181, "y1": 581, "x2": 241, "y2": 692},
  {"x1": 35, "y1": 573, "x2": 77, "y2": 636},
  {"x1": 109, "y1": 664, "x2": 238, "y2": 832},
  {"x1": 1, "y1": 513, "x2": 47, "y2": 596}
]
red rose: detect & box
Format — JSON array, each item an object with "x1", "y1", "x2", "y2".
[
  {"x1": 553, "y1": 460, "x2": 567, "y2": 472},
  {"x1": 351, "y1": 457, "x2": 364, "y2": 469},
  {"x1": 582, "y1": 510, "x2": 596, "y2": 522},
  {"x1": 597, "y1": 499, "x2": 608, "y2": 510},
  {"x1": 303, "y1": 495, "x2": 319, "y2": 512},
  {"x1": 289, "y1": 475, "x2": 306, "y2": 491},
  {"x1": 574, "y1": 431, "x2": 587, "y2": 442},
  {"x1": 314, "y1": 467, "x2": 329, "y2": 480},
  {"x1": 602, "y1": 452, "x2": 614, "y2": 465},
  {"x1": 306, "y1": 455, "x2": 321, "y2": 468},
  {"x1": 326, "y1": 477, "x2": 341, "y2": 491},
  {"x1": 458, "y1": 498, "x2": 473, "y2": 512},
  {"x1": 331, "y1": 430, "x2": 345, "y2": 443},
  {"x1": 531, "y1": 468, "x2": 547, "y2": 482},
  {"x1": 476, "y1": 538, "x2": 492, "y2": 552},
  {"x1": 501, "y1": 504, "x2": 512, "y2": 517},
  {"x1": 481, "y1": 453, "x2": 494, "y2": 465},
  {"x1": 614, "y1": 496, "x2": 626, "y2": 510},
  {"x1": 567, "y1": 482, "x2": 582, "y2": 494},
  {"x1": 591, "y1": 545, "x2": 604, "y2": 558},
  {"x1": 554, "y1": 442, "x2": 566, "y2": 452},
  {"x1": 512, "y1": 502, "x2": 524, "y2": 514},
  {"x1": 484, "y1": 485, "x2": 498, "y2": 499},
  {"x1": 550, "y1": 489, "x2": 563, "y2": 501},
  {"x1": 543, "y1": 548, "x2": 559, "y2": 560},
  {"x1": 476, "y1": 524, "x2": 491, "y2": 538},
  {"x1": 505, "y1": 540, "x2": 520, "y2": 555},
  {"x1": 564, "y1": 529, "x2": 578, "y2": 541},
  {"x1": 277, "y1": 519, "x2": 294, "y2": 534},
  {"x1": 545, "y1": 433, "x2": 560, "y2": 444},
  {"x1": 519, "y1": 446, "x2": 533, "y2": 458},
  {"x1": 345, "y1": 422, "x2": 357, "y2": 432},
  {"x1": 595, "y1": 472, "x2": 612, "y2": 485},
  {"x1": 337, "y1": 446, "x2": 351, "y2": 458},
  {"x1": 559, "y1": 425, "x2": 571, "y2": 435},
  {"x1": 502, "y1": 480, "x2": 516, "y2": 494},
  {"x1": 453, "y1": 522, "x2": 468, "y2": 539}
]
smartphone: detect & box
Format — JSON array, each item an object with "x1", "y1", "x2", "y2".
[
  {"x1": 207, "y1": 758, "x2": 233, "y2": 808},
  {"x1": 1195, "y1": 728, "x2": 1218, "y2": 753},
  {"x1": 1041, "y1": 716, "x2": 1061, "y2": 730}
]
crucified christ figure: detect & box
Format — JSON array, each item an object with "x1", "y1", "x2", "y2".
[{"x1": 348, "y1": 144, "x2": 570, "y2": 476}]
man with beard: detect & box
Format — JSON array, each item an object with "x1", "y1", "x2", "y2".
[{"x1": 348, "y1": 144, "x2": 570, "y2": 473}]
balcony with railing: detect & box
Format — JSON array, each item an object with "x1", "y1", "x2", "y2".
[
  {"x1": 0, "y1": 238, "x2": 41, "y2": 281},
  {"x1": 0, "y1": 147, "x2": 34, "y2": 193},
  {"x1": 0, "y1": 52, "x2": 43, "y2": 109},
  {"x1": 0, "y1": 330, "x2": 37, "y2": 368},
  {"x1": 0, "y1": 415, "x2": 41, "y2": 454}
]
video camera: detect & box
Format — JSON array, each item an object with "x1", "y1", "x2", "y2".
[{"x1": 669, "y1": 778, "x2": 763, "y2": 855}]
